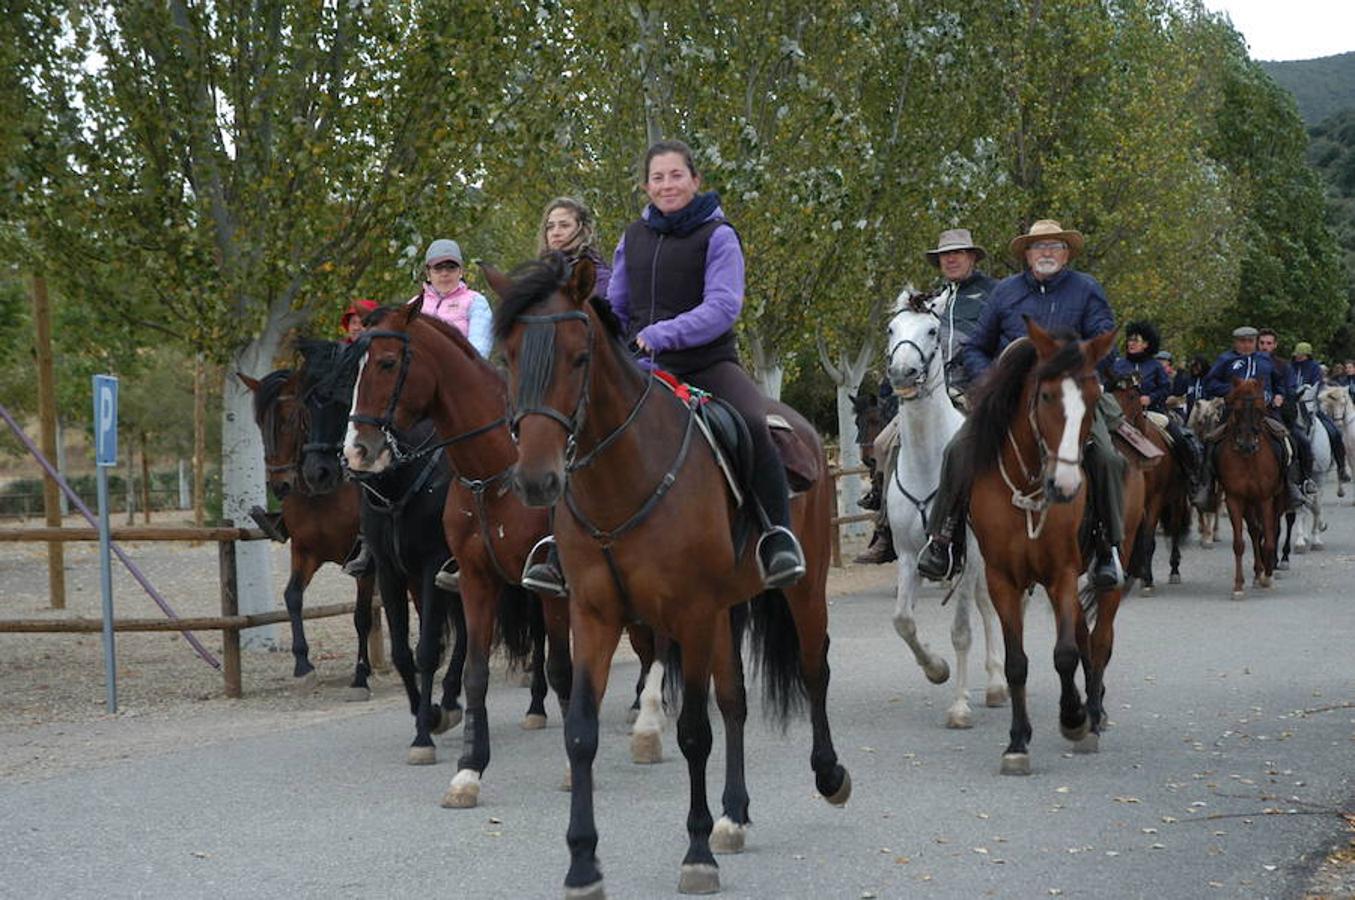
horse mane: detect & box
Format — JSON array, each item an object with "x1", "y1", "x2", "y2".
[
  {"x1": 961, "y1": 341, "x2": 1037, "y2": 474},
  {"x1": 252, "y1": 369, "x2": 295, "y2": 421},
  {"x1": 492, "y1": 257, "x2": 570, "y2": 342},
  {"x1": 889, "y1": 285, "x2": 942, "y2": 316},
  {"x1": 293, "y1": 338, "x2": 343, "y2": 399}
]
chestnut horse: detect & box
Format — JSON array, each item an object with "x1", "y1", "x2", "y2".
[
  {"x1": 493, "y1": 256, "x2": 849, "y2": 898},
  {"x1": 963, "y1": 323, "x2": 1142, "y2": 776},
  {"x1": 1216, "y1": 379, "x2": 1283, "y2": 599},
  {"x1": 240, "y1": 368, "x2": 379, "y2": 695}
]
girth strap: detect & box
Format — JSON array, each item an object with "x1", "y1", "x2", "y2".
[{"x1": 455, "y1": 466, "x2": 518, "y2": 586}]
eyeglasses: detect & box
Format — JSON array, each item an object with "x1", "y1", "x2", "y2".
[
  {"x1": 430, "y1": 261, "x2": 461, "y2": 272},
  {"x1": 1029, "y1": 241, "x2": 1068, "y2": 252}
]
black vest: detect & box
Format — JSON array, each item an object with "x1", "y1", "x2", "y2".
[{"x1": 623, "y1": 218, "x2": 740, "y2": 375}]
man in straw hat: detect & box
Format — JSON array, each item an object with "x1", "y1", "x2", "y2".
[
  {"x1": 854, "y1": 227, "x2": 998, "y2": 564},
  {"x1": 918, "y1": 219, "x2": 1130, "y2": 588}
]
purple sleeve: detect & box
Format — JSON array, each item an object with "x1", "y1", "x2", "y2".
[
  {"x1": 638, "y1": 224, "x2": 744, "y2": 352},
  {"x1": 607, "y1": 237, "x2": 630, "y2": 333},
  {"x1": 592, "y1": 259, "x2": 612, "y2": 301}
]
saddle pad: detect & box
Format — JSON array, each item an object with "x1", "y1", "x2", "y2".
[
  {"x1": 1144, "y1": 410, "x2": 1173, "y2": 447},
  {"x1": 1114, "y1": 420, "x2": 1166, "y2": 463},
  {"x1": 693, "y1": 400, "x2": 746, "y2": 507}
]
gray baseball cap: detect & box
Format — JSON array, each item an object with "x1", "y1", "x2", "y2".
[
  {"x1": 425, "y1": 239, "x2": 463, "y2": 267},
  {"x1": 1232, "y1": 326, "x2": 1258, "y2": 339}
]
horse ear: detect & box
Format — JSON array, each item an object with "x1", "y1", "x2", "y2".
[
  {"x1": 566, "y1": 256, "x2": 597, "y2": 308},
  {"x1": 479, "y1": 261, "x2": 514, "y2": 301},
  {"x1": 237, "y1": 372, "x2": 261, "y2": 392},
  {"x1": 1085, "y1": 328, "x2": 1118, "y2": 365},
  {"x1": 405, "y1": 295, "x2": 424, "y2": 323},
  {"x1": 1026, "y1": 317, "x2": 1058, "y2": 358}
]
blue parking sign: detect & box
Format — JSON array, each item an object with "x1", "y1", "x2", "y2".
[{"x1": 93, "y1": 375, "x2": 118, "y2": 466}]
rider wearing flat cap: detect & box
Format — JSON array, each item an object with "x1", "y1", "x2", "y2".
[{"x1": 918, "y1": 219, "x2": 1129, "y2": 588}]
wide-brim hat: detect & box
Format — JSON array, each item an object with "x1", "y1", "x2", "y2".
[
  {"x1": 924, "y1": 228, "x2": 986, "y2": 266},
  {"x1": 1009, "y1": 219, "x2": 1085, "y2": 260}
]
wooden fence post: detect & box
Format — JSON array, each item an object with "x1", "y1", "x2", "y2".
[
  {"x1": 830, "y1": 469, "x2": 843, "y2": 568},
  {"x1": 218, "y1": 525, "x2": 242, "y2": 698},
  {"x1": 31, "y1": 274, "x2": 65, "y2": 609}
]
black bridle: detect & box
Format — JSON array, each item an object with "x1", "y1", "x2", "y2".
[
  {"x1": 348, "y1": 327, "x2": 507, "y2": 465},
  {"x1": 886, "y1": 305, "x2": 942, "y2": 400},
  {"x1": 261, "y1": 391, "x2": 309, "y2": 480}
]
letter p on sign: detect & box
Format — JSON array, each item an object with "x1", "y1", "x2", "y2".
[{"x1": 93, "y1": 375, "x2": 119, "y2": 466}]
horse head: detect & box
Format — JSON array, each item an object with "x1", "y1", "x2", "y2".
[
  {"x1": 886, "y1": 288, "x2": 945, "y2": 401},
  {"x1": 239, "y1": 369, "x2": 307, "y2": 500},
  {"x1": 1026, "y1": 320, "x2": 1117, "y2": 503},
  {"x1": 1295, "y1": 382, "x2": 1319, "y2": 427},
  {"x1": 294, "y1": 339, "x2": 352, "y2": 495},
  {"x1": 491, "y1": 253, "x2": 602, "y2": 507},
  {"x1": 1223, "y1": 377, "x2": 1265, "y2": 455},
  {"x1": 1320, "y1": 385, "x2": 1350, "y2": 425},
  {"x1": 343, "y1": 302, "x2": 430, "y2": 474}
]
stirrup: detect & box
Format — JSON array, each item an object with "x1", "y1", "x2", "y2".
[
  {"x1": 1092, "y1": 546, "x2": 1124, "y2": 589},
  {"x1": 756, "y1": 526, "x2": 806, "y2": 589},
  {"x1": 917, "y1": 536, "x2": 962, "y2": 582},
  {"x1": 521, "y1": 535, "x2": 567, "y2": 597},
  {"x1": 434, "y1": 558, "x2": 460, "y2": 593}
]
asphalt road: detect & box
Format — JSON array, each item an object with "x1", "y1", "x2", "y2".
[{"x1": 3, "y1": 502, "x2": 1354, "y2": 899}]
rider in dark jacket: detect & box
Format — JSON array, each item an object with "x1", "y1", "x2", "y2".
[
  {"x1": 1291, "y1": 341, "x2": 1350, "y2": 482},
  {"x1": 1108, "y1": 321, "x2": 1170, "y2": 413}
]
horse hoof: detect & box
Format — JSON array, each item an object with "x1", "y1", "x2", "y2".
[
  {"x1": 945, "y1": 707, "x2": 973, "y2": 729},
  {"x1": 677, "y1": 863, "x2": 720, "y2": 895},
  {"x1": 924, "y1": 659, "x2": 951, "y2": 685},
  {"x1": 1231, "y1": 590, "x2": 1245, "y2": 601},
  {"x1": 1072, "y1": 733, "x2": 1100, "y2": 754},
  {"x1": 710, "y1": 816, "x2": 748, "y2": 855},
  {"x1": 292, "y1": 670, "x2": 320, "y2": 694},
  {"x1": 825, "y1": 768, "x2": 852, "y2": 806},
  {"x1": 407, "y1": 745, "x2": 436, "y2": 766},
  {"x1": 344, "y1": 685, "x2": 371, "y2": 703},
  {"x1": 1259, "y1": 574, "x2": 1273, "y2": 588},
  {"x1": 631, "y1": 729, "x2": 663, "y2": 765},
  {"x1": 1168, "y1": 573, "x2": 1182, "y2": 585},
  {"x1": 1276, "y1": 559, "x2": 1290, "y2": 571},
  {"x1": 985, "y1": 685, "x2": 1009, "y2": 708},
  {"x1": 1060, "y1": 719, "x2": 1090, "y2": 742},
  {"x1": 1312, "y1": 541, "x2": 1325, "y2": 551},
  {"x1": 564, "y1": 881, "x2": 606, "y2": 900},
  {"x1": 522, "y1": 713, "x2": 548, "y2": 731},
  {"x1": 432, "y1": 708, "x2": 463, "y2": 735},
  {"x1": 1140, "y1": 584, "x2": 1155, "y2": 597},
  {"x1": 1000, "y1": 753, "x2": 1031, "y2": 776},
  {"x1": 1295, "y1": 543, "x2": 1309, "y2": 555},
  {"x1": 440, "y1": 774, "x2": 480, "y2": 809}
]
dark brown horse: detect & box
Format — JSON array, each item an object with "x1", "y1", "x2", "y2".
[
  {"x1": 239, "y1": 368, "x2": 379, "y2": 696},
  {"x1": 964, "y1": 323, "x2": 1142, "y2": 776},
  {"x1": 493, "y1": 256, "x2": 849, "y2": 898},
  {"x1": 1216, "y1": 379, "x2": 1283, "y2": 599}
]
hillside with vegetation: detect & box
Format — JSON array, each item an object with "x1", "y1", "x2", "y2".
[{"x1": 1260, "y1": 52, "x2": 1355, "y2": 125}]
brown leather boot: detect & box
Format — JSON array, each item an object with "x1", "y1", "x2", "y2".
[{"x1": 853, "y1": 525, "x2": 897, "y2": 564}]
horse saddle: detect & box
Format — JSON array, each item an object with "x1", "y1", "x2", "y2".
[
  {"x1": 1144, "y1": 410, "x2": 1173, "y2": 446},
  {"x1": 1112, "y1": 419, "x2": 1165, "y2": 467}
]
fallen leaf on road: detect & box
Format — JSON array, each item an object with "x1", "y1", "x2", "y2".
[
  {"x1": 1113, "y1": 796, "x2": 1141, "y2": 804},
  {"x1": 894, "y1": 856, "x2": 910, "y2": 865}
]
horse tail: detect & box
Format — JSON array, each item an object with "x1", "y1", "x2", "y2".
[
  {"x1": 495, "y1": 583, "x2": 537, "y2": 667},
  {"x1": 657, "y1": 603, "x2": 752, "y2": 713},
  {"x1": 748, "y1": 590, "x2": 808, "y2": 729}
]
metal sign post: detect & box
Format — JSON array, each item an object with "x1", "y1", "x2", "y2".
[{"x1": 93, "y1": 375, "x2": 119, "y2": 713}]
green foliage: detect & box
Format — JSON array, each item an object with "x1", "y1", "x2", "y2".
[{"x1": 1260, "y1": 52, "x2": 1355, "y2": 126}]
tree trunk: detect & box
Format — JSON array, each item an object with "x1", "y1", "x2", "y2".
[
  {"x1": 748, "y1": 332, "x2": 784, "y2": 400},
  {"x1": 222, "y1": 337, "x2": 282, "y2": 650},
  {"x1": 124, "y1": 447, "x2": 136, "y2": 525},
  {"x1": 818, "y1": 335, "x2": 874, "y2": 537},
  {"x1": 178, "y1": 459, "x2": 191, "y2": 510},
  {"x1": 140, "y1": 432, "x2": 152, "y2": 524},
  {"x1": 193, "y1": 355, "x2": 206, "y2": 528}
]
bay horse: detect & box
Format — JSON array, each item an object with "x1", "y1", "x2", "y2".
[
  {"x1": 294, "y1": 339, "x2": 477, "y2": 764},
  {"x1": 1107, "y1": 377, "x2": 1189, "y2": 593},
  {"x1": 883, "y1": 288, "x2": 1006, "y2": 728},
  {"x1": 239, "y1": 367, "x2": 378, "y2": 696},
  {"x1": 963, "y1": 322, "x2": 1142, "y2": 775},
  {"x1": 1216, "y1": 379, "x2": 1282, "y2": 599},
  {"x1": 493, "y1": 256, "x2": 849, "y2": 898}
]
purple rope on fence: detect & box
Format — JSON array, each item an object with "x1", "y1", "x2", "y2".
[{"x1": 0, "y1": 400, "x2": 221, "y2": 670}]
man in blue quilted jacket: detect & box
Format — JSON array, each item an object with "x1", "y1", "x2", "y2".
[{"x1": 919, "y1": 220, "x2": 1128, "y2": 588}]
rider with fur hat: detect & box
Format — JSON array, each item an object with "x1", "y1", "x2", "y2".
[{"x1": 919, "y1": 220, "x2": 1129, "y2": 589}]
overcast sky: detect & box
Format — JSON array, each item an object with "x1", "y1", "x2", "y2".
[{"x1": 1202, "y1": 0, "x2": 1355, "y2": 61}]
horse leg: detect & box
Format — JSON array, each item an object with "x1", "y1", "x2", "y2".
[
  {"x1": 1279, "y1": 511, "x2": 1294, "y2": 569},
  {"x1": 522, "y1": 596, "x2": 550, "y2": 730},
  {"x1": 1084, "y1": 587, "x2": 1123, "y2": 744},
  {"x1": 408, "y1": 569, "x2": 447, "y2": 766},
  {"x1": 442, "y1": 569, "x2": 497, "y2": 809},
  {"x1": 672, "y1": 618, "x2": 720, "y2": 895},
  {"x1": 1050, "y1": 572, "x2": 1089, "y2": 745},
  {"x1": 1169, "y1": 529, "x2": 1183, "y2": 584},
  {"x1": 945, "y1": 573, "x2": 975, "y2": 729},
  {"x1": 626, "y1": 624, "x2": 656, "y2": 724},
  {"x1": 542, "y1": 596, "x2": 573, "y2": 720},
  {"x1": 1226, "y1": 494, "x2": 1247, "y2": 599},
  {"x1": 375, "y1": 563, "x2": 419, "y2": 722},
  {"x1": 347, "y1": 574, "x2": 376, "y2": 701},
  {"x1": 784, "y1": 588, "x2": 850, "y2": 805},
  {"x1": 561, "y1": 608, "x2": 623, "y2": 900},
  {"x1": 435, "y1": 594, "x2": 466, "y2": 733},
  {"x1": 973, "y1": 567, "x2": 1008, "y2": 707},
  {"x1": 630, "y1": 643, "x2": 666, "y2": 765},
  {"x1": 1260, "y1": 498, "x2": 1278, "y2": 585},
  {"x1": 891, "y1": 552, "x2": 951, "y2": 687},
  {"x1": 283, "y1": 551, "x2": 321, "y2": 688},
  {"x1": 710, "y1": 608, "x2": 751, "y2": 855},
  {"x1": 1246, "y1": 510, "x2": 1264, "y2": 585},
  {"x1": 988, "y1": 569, "x2": 1032, "y2": 774}
]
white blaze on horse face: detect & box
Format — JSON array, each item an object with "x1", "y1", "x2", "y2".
[
  {"x1": 1052, "y1": 377, "x2": 1086, "y2": 497},
  {"x1": 341, "y1": 350, "x2": 368, "y2": 470}
]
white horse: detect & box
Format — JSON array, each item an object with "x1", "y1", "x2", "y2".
[
  {"x1": 1293, "y1": 383, "x2": 1335, "y2": 552},
  {"x1": 1320, "y1": 385, "x2": 1355, "y2": 504},
  {"x1": 883, "y1": 287, "x2": 1005, "y2": 729},
  {"x1": 1187, "y1": 397, "x2": 1223, "y2": 546}
]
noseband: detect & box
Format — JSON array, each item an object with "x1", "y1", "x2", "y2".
[{"x1": 886, "y1": 307, "x2": 942, "y2": 400}]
